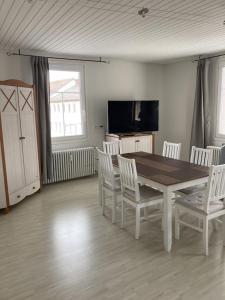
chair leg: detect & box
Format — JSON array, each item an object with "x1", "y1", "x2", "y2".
[
  {"x1": 112, "y1": 193, "x2": 117, "y2": 224},
  {"x1": 121, "y1": 198, "x2": 125, "y2": 229},
  {"x1": 144, "y1": 207, "x2": 148, "y2": 219},
  {"x1": 102, "y1": 189, "x2": 105, "y2": 216},
  {"x1": 160, "y1": 203, "x2": 164, "y2": 231},
  {"x1": 101, "y1": 182, "x2": 105, "y2": 207},
  {"x1": 99, "y1": 177, "x2": 102, "y2": 206},
  {"x1": 197, "y1": 218, "x2": 202, "y2": 229},
  {"x1": 161, "y1": 217, "x2": 164, "y2": 231},
  {"x1": 135, "y1": 207, "x2": 141, "y2": 240},
  {"x1": 175, "y1": 207, "x2": 180, "y2": 240},
  {"x1": 222, "y1": 215, "x2": 225, "y2": 247},
  {"x1": 203, "y1": 218, "x2": 209, "y2": 256},
  {"x1": 211, "y1": 218, "x2": 223, "y2": 232}
]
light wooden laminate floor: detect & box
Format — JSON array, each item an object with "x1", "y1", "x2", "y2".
[{"x1": 1, "y1": 176, "x2": 225, "y2": 300}]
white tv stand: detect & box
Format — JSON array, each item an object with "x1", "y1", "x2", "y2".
[{"x1": 105, "y1": 132, "x2": 155, "y2": 154}]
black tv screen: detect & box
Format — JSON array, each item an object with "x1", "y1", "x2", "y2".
[{"x1": 107, "y1": 100, "x2": 159, "y2": 133}]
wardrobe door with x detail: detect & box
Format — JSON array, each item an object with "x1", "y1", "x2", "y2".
[
  {"x1": 0, "y1": 85, "x2": 25, "y2": 203},
  {"x1": 18, "y1": 87, "x2": 40, "y2": 190}
]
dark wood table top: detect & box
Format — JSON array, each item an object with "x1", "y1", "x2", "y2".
[{"x1": 112, "y1": 152, "x2": 209, "y2": 186}]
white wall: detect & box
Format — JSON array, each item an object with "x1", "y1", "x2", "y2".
[
  {"x1": 0, "y1": 50, "x2": 164, "y2": 150},
  {"x1": 147, "y1": 64, "x2": 164, "y2": 154},
  {"x1": 161, "y1": 61, "x2": 197, "y2": 160},
  {"x1": 85, "y1": 61, "x2": 163, "y2": 150}
]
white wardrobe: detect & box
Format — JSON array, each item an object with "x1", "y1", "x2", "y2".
[{"x1": 0, "y1": 80, "x2": 40, "y2": 210}]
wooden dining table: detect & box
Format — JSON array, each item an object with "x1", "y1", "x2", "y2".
[{"x1": 112, "y1": 151, "x2": 209, "y2": 252}]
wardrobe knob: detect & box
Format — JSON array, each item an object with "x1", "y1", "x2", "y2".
[
  {"x1": 17, "y1": 195, "x2": 21, "y2": 198},
  {"x1": 32, "y1": 187, "x2": 35, "y2": 190}
]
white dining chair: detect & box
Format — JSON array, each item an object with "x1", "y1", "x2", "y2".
[
  {"x1": 97, "y1": 149, "x2": 121, "y2": 223},
  {"x1": 162, "y1": 141, "x2": 181, "y2": 160},
  {"x1": 117, "y1": 155, "x2": 163, "y2": 239},
  {"x1": 175, "y1": 164, "x2": 225, "y2": 255},
  {"x1": 103, "y1": 140, "x2": 121, "y2": 155},
  {"x1": 177, "y1": 146, "x2": 213, "y2": 196},
  {"x1": 190, "y1": 146, "x2": 213, "y2": 167},
  {"x1": 207, "y1": 146, "x2": 221, "y2": 166},
  {"x1": 102, "y1": 141, "x2": 121, "y2": 204}
]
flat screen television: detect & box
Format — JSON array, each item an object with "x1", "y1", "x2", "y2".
[{"x1": 107, "y1": 100, "x2": 159, "y2": 134}]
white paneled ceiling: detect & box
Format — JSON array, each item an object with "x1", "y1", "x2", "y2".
[{"x1": 0, "y1": 0, "x2": 225, "y2": 62}]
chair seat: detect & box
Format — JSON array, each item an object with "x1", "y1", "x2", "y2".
[
  {"x1": 103, "y1": 175, "x2": 121, "y2": 192},
  {"x1": 140, "y1": 185, "x2": 163, "y2": 201},
  {"x1": 179, "y1": 184, "x2": 206, "y2": 195},
  {"x1": 123, "y1": 185, "x2": 163, "y2": 204},
  {"x1": 176, "y1": 191, "x2": 225, "y2": 215}
]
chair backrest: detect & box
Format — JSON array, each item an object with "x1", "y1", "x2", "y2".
[
  {"x1": 97, "y1": 149, "x2": 114, "y2": 187},
  {"x1": 220, "y1": 145, "x2": 225, "y2": 165},
  {"x1": 162, "y1": 141, "x2": 181, "y2": 160},
  {"x1": 207, "y1": 146, "x2": 221, "y2": 165},
  {"x1": 190, "y1": 146, "x2": 212, "y2": 167},
  {"x1": 205, "y1": 164, "x2": 225, "y2": 213},
  {"x1": 117, "y1": 155, "x2": 140, "y2": 201},
  {"x1": 103, "y1": 141, "x2": 121, "y2": 155}
]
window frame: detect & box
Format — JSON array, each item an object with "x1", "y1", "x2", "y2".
[
  {"x1": 216, "y1": 61, "x2": 225, "y2": 140},
  {"x1": 49, "y1": 60, "x2": 87, "y2": 147}
]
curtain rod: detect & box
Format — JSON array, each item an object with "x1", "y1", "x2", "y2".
[
  {"x1": 193, "y1": 52, "x2": 225, "y2": 62},
  {"x1": 6, "y1": 50, "x2": 110, "y2": 64}
]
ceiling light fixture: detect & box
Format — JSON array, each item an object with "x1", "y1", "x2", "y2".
[{"x1": 138, "y1": 7, "x2": 149, "y2": 18}]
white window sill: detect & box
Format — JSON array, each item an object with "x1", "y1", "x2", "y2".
[
  {"x1": 51, "y1": 136, "x2": 90, "y2": 151},
  {"x1": 214, "y1": 136, "x2": 225, "y2": 146}
]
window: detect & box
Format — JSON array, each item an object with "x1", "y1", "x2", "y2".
[{"x1": 49, "y1": 63, "x2": 86, "y2": 139}]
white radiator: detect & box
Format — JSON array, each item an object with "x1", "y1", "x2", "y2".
[{"x1": 44, "y1": 147, "x2": 96, "y2": 184}]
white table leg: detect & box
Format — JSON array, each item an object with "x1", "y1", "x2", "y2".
[{"x1": 163, "y1": 188, "x2": 173, "y2": 252}]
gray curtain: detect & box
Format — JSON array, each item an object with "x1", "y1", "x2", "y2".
[
  {"x1": 190, "y1": 59, "x2": 211, "y2": 148},
  {"x1": 31, "y1": 57, "x2": 52, "y2": 182}
]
